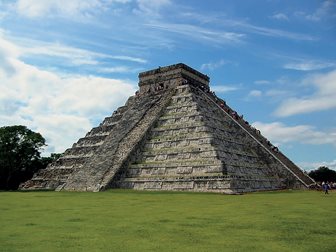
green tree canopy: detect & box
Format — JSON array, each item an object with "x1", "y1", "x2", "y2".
[
  {"x1": 0, "y1": 125, "x2": 46, "y2": 190},
  {"x1": 308, "y1": 166, "x2": 336, "y2": 183}
]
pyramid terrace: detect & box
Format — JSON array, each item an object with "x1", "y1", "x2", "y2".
[{"x1": 21, "y1": 63, "x2": 315, "y2": 193}]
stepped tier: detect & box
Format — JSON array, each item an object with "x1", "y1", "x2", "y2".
[{"x1": 20, "y1": 63, "x2": 315, "y2": 193}]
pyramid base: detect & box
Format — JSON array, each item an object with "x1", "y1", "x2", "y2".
[{"x1": 111, "y1": 175, "x2": 305, "y2": 194}]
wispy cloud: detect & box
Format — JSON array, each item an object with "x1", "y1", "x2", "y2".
[
  {"x1": 0, "y1": 0, "x2": 11, "y2": 18},
  {"x1": 248, "y1": 90, "x2": 262, "y2": 97},
  {"x1": 265, "y1": 89, "x2": 291, "y2": 98},
  {"x1": 274, "y1": 70, "x2": 336, "y2": 116},
  {"x1": 254, "y1": 80, "x2": 270, "y2": 85},
  {"x1": 0, "y1": 33, "x2": 136, "y2": 154},
  {"x1": 300, "y1": 0, "x2": 336, "y2": 21},
  {"x1": 212, "y1": 85, "x2": 240, "y2": 93},
  {"x1": 14, "y1": 0, "x2": 131, "y2": 19},
  {"x1": 298, "y1": 160, "x2": 336, "y2": 171},
  {"x1": 20, "y1": 41, "x2": 147, "y2": 65},
  {"x1": 109, "y1": 55, "x2": 147, "y2": 63},
  {"x1": 179, "y1": 14, "x2": 315, "y2": 41},
  {"x1": 200, "y1": 59, "x2": 232, "y2": 71},
  {"x1": 232, "y1": 21, "x2": 315, "y2": 41},
  {"x1": 145, "y1": 22, "x2": 245, "y2": 45},
  {"x1": 284, "y1": 60, "x2": 336, "y2": 71},
  {"x1": 268, "y1": 52, "x2": 336, "y2": 71},
  {"x1": 0, "y1": 33, "x2": 148, "y2": 76},
  {"x1": 270, "y1": 13, "x2": 289, "y2": 21},
  {"x1": 98, "y1": 66, "x2": 143, "y2": 73},
  {"x1": 175, "y1": 9, "x2": 313, "y2": 41},
  {"x1": 252, "y1": 121, "x2": 336, "y2": 146},
  {"x1": 133, "y1": 0, "x2": 171, "y2": 17}
]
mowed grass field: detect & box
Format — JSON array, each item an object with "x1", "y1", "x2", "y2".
[{"x1": 0, "y1": 189, "x2": 335, "y2": 252}]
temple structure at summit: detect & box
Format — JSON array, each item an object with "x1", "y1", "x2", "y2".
[{"x1": 20, "y1": 63, "x2": 315, "y2": 193}]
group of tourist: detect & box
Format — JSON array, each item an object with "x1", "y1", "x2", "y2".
[
  {"x1": 198, "y1": 82, "x2": 280, "y2": 154},
  {"x1": 134, "y1": 83, "x2": 166, "y2": 97},
  {"x1": 321, "y1": 181, "x2": 336, "y2": 194},
  {"x1": 135, "y1": 79, "x2": 280, "y2": 157}
]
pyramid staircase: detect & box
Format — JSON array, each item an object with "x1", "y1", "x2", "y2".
[
  {"x1": 197, "y1": 88, "x2": 315, "y2": 188},
  {"x1": 20, "y1": 63, "x2": 315, "y2": 193},
  {"x1": 20, "y1": 98, "x2": 134, "y2": 190}
]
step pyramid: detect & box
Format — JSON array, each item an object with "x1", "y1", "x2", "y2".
[{"x1": 20, "y1": 63, "x2": 315, "y2": 193}]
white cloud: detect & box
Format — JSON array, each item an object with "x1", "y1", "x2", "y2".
[
  {"x1": 98, "y1": 66, "x2": 143, "y2": 73},
  {"x1": 304, "y1": 0, "x2": 336, "y2": 21},
  {"x1": 283, "y1": 60, "x2": 336, "y2": 71},
  {"x1": 134, "y1": 0, "x2": 171, "y2": 17},
  {"x1": 298, "y1": 160, "x2": 336, "y2": 171},
  {"x1": 216, "y1": 19, "x2": 315, "y2": 41},
  {"x1": 146, "y1": 22, "x2": 245, "y2": 45},
  {"x1": 35, "y1": 114, "x2": 92, "y2": 154},
  {"x1": 172, "y1": 10, "x2": 314, "y2": 41},
  {"x1": 248, "y1": 90, "x2": 262, "y2": 97},
  {"x1": 252, "y1": 121, "x2": 336, "y2": 146},
  {"x1": 271, "y1": 13, "x2": 289, "y2": 21},
  {"x1": 212, "y1": 85, "x2": 240, "y2": 93},
  {"x1": 201, "y1": 59, "x2": 230, "y2": 71},
  {"x1": 0, "y1": 34, "x2": 136, "y2": 154},
  {"x1": 18, "y1": 40, "x2": 147, "y2": 66},
  {"x1": 0, "y1": 42, "x2": 18, "y2": 77},
  {"x1": 265, "y1": 89, "x2": 290, "y2": 97},
  {"x1": 109, "y1": 55, "x2": 147, "y2": 63},
  {"x1": 275, "y1": 70, "x2": 336, "y2": 116},
  {"x1": 254, "y1": 80, "x2": 270, "y2": 85},
  {"x1": 15, "y1": 0, "x2": 131, "y2": 19},
  {"x1": 98, "y1": 66, "x2": 132, "y2": 73}
]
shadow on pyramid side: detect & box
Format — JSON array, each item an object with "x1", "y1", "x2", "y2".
[{"x1": 20, "y1": 63, "x2": 316, "y2": 193}]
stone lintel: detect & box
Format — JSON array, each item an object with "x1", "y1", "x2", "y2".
[{"x1": 138, "y1": 63, "x2": 210, "y2": 94}]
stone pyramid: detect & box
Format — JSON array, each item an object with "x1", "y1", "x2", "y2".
[{"x1": 21, "y1": 63, "x2": 315, "y2": 193}]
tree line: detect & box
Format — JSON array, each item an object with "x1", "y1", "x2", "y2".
[
  {"x1": 308, "y1": 166, "x2": 336, "y2": 184},
  {"x1": 0, "y1": 125, "x2": 60, "y2": 190}
]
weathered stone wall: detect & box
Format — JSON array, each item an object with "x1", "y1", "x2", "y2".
[
  {"x1": 139, "y1": 63, "x2": 209, "y2": 94},
  {"x1": 20, "y1": 96, "x2": 136, "y2": 190},
  {"x1": 20, "y1": 63, "x2": 313, "y2": 193},
  {"x1": 196, "y1": 87, "x2": 314, "y2": 188},
  {"x1": 112, "y1": 84, "x2": 306, "y2": 193},
  {"x1": 62, "y1": 89, "x2": 175, "y2": 191},
  {"x1": 113, "y1": 84, "x2": 232, "y2": 192}
]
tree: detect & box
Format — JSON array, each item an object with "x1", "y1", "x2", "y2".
[
  {"x1": 308, "y1": 166, "x2": 336, "y2": 183},
  {"x1": 0, "y1": 125, "x2": 46, "y2": 190}
]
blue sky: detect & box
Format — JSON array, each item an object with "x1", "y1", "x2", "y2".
[{"x1": 0, "y1": 0, "x2": 335, "y2": 171}]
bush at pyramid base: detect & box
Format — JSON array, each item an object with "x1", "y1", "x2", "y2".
[{"x1": 20, "y1": 63, "x2": 315, "y2": 193}]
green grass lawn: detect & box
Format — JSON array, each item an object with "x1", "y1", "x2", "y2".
[{"x1": 0, "y1": 189, "x2": 335, "y2": 252}]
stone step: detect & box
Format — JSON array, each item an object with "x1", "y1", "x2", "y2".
[
  {"x1": 101, "y1": 115, "x2": 123, "y2": 126},
  {"x1": 171, "y1": 93, "x2": 193, "y2": 99},
  {"x1": 139, "y1": 150, "x2": 218, "y2": 161},
  {"x1": 74, "y1": 135, "x2": 106, "y2": 147},
  {"x1": 153, "y1": 122, "x2": 206, "y2": 131},
  {"x1": 126, "y1": 166, "x2": 224, "y2": 177},
  {"x1": 125, "y1": 172, "x2": 224, "y2": 179},
  {"x1": 166, "y1": 102, "x2": 198, "y2": 110},
  {"x1": 151, "y1": 125, "x2": 209, "y2": 135},
  {"x1": 141, "y1": 145, "x2": 215, "y2": 154},
  {"x1": 122, "y1": 175, "x2": 235, "y2": 182},
  {"x1": 145, "y1": 135, "x2": 213, "y2": 145},
  {"x1": 63, "y1": 145, "x2": 100, "y2": 157},
  {"x1": 50, "y1": 156, "x2": 90, "y2": 167},
  {"x1": 62, "y1": 90, "x2": 174, "y2": 191},
  {"x1": 130, "y1": 159, "x2": 222, "y2": 168},
  {"x1": 159, "y1": 110, "x2": 201, "y2": 120},
  {"x1": 85, "y1": 124, "x2": 116, "y2": 137},
  {"x1": 140, "y1": 149, "x2": 217, "y2": 159}
]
